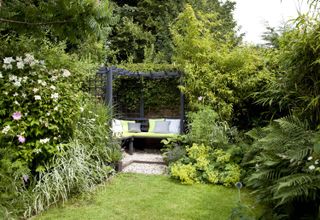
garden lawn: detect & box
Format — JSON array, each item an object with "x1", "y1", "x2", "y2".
[{"x1": 34, "y1": 173, "x2": 259, "y2": 220}]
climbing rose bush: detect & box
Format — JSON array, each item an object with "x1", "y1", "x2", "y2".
[{"x1": 0, "y1": 54, "x2": 81, "y2": 172}]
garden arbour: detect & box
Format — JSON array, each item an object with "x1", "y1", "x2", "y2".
[{"x1": 88, "y1": 65, "x2": 186, "y2": 154}]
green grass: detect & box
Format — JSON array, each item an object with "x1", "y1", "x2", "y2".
[{"x1": 34, "y1": 173, "x2": 260, "y2": 220}]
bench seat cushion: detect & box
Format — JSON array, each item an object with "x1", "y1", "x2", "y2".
[{"x1": 121, "y1": 132, "x2": 178, "y2": 139}]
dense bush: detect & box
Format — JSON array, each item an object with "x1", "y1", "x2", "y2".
[
  {"x1": 170, "y1": 143, "x2": 241, "y2": 186},
  {"x1": 245, "y1": 116, "x2": 320, "y2": 219},
  {"x1": 0, "y1": 99, "x2": 120, "y2": 219},
  {"x1": 0, "y1": 54, "x2": 81, "y2": 172},
  {"x1": 257, "y1": 16, "x2": 320, "y2": 128},
  {"x1": 171, "y1": 5, "x2": 273, "y2": 124}
]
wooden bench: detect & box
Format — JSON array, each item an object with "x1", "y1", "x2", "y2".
[{"x1": 117, "y1": 118, "x2": 180, "y2": 154}]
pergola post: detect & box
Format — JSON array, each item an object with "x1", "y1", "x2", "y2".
[
  {"x1": 180, "y1": 90, "x2": 185, "y2": 134},
  {"x1": 106, "y1": 67, "x2": 113, "y2": 111},
  {"x1": 139, "y1": 79, "x2": 144, "y2": 118}
]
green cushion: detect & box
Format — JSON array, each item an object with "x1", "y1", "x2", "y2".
[
  {"x1": 122, "y1": 132, "x2": 177, "y2": 139},
  {"x1": 148, "y1": 118, "x2": 164, "y2": 132},
  {"x1": 120, "y1": 120, "x2": 135, "y2": 132}
]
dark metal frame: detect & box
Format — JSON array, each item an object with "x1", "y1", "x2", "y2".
[{"x1": 97, "y1": 66, "x2": 185, "y2": 134}]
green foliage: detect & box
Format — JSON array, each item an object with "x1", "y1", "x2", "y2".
[
  {"x1": 0, "y1": 0, "x2": 112, "y2": 45},
  {"x1": 187, "y1": 107, "x2": 240, "y2": 149},
  {"x1": 161, "y1": 135, "x2": 190, "y2": 164},
  {"x1": 113, "y1": 77, "x2": 180, "y2": 116},
  {"x1": 257, "y1": 16, "x2": 320, "y2": 128},
  {"x1": 245, "y1": 116, "x2": 320, "y2": 219},
  {"x1": 0, "y1": 53, "x2": 82, "y2": 172},
  {"x1": 107, "y1": 0, "x2": 239, "y2": 64},
  {"x1": 0, "y1": 147, "x2": 31, "y2": 219},
  {"x1": 24, "y1": 140, "x2": 114, "y2": 218},
  {"x1": 0, "y1": 98, "x2": 119, "y2": 219},
  {"x1": 172, "y1": 5, "x2": 273, "y2": 123},
  {"x1": 75, "y1": 96, "x2": 122, "y2": 164},
  {"x1": 170, "y1": 144, "x2": 241, "y2": 186}
]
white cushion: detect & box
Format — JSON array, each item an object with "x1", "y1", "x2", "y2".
[
  {"x1": 112, "y1": 119, "x2": 123, "y2": 133},
  {"x1": 165, "y1": 119, "x2": 181, "y2": 134}
]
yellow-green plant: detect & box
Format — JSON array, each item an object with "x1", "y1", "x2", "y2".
[{"x1": 170, "y1": 143, "x2": 241, "y2": 186}]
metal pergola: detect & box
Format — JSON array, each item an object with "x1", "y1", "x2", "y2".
[{"x1": 96, "y1": 66, "x2": 185, "y2": 133}]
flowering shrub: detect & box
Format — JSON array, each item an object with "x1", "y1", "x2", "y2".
[
  {"x1": 0, "y1": 54, "x2": 81, "y2": 172},
  {"x1": 169, "y1": 143, "x2": 241, "y2": 186}
]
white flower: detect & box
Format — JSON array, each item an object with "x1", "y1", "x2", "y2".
[
  {"x1": 22, "y1": 93, "x2": 26, "y2": 98},
  {"x1": 3, "y1": 91, "x2": 8, "y2": 95},
  {"x1": 24, "y1": 53, "x2": 35, "y2": 64},
  {"x1": 3, "y1": 64, "x2": 12, "y2": 70},
  {"x1": 33, "y1": 88, "x2": 39, "y2": 93},
  {"x1": 80, "y1": 107, "x2": 84, "y2": 112},
  {"x1": 9, "y1": 74, "x2": 17, "y2": 82},
  {"x1": 315, "y1": 160, "x2": 319, "y2": 165},
  {"x1": 50, "y1": 75, "x2": 58, "y2": 81},
  {"x1": 13, "y1": 92, "x2": 18, "y2": 97},
  {"x1": 54, "y1": 106, "x2": 59, "y2": 111},
  {"x1": 16, "y1": 57, "x2": 22, "y2": 62},
  {"x1": 1, "y1": 125, "x2": 10, "y2": 134},
  {"x1": 50, "y1": 85, "x2": 56, "y2": 90},
  {"x1": 46, "y1": 112, "x2": 51, "y2": 116},
  {"x1": 62, "y1": 69, "x2": 71, "y2": 77},
  {"x1": 22, "y1": 76, "x2": 28, "y2": 82},
  {"x1": 34, "y1": 95, "x2": 41, "y2": 100},
  {"x1": 308, "y1": 156, "x2": 313, "y2": 161},
  {"x1": 91, "y1": 118, "x2": 96, "y2": 122},
  {"x1": 37, "y1": 79, "x2": 47, "y2": 86},
  {"x1": 198, "y1": 96, "x2": 203, "y2": 101},
  {"x1": 39, "y1": 138, "x2": 50, "y2": 144},
  {"x1": 17, "y1": 62, "x2": 24, "y2": 69},
  {"x1": 39, "y1": 60, "x2": 45, "y2": 65},
  {"x1": 14, "y1": 101, "x2": 20, "y2": 106},
  {"x1": 51, "y1": 93, "x2": 59, "y2": 101},
  {"x1": 13, "y1": 81, "x2": 21, "y2": 87},
  {"x1": 0, "y1": 72, "x2": 3, "y2": 78},
  {"x1": 309, "y1": 165, "x2": 315, "y2": 170},
  {"x1": 3, "y1": 57, "x2": 15, "y2": 64}
]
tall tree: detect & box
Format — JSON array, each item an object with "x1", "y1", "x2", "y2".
[{"x1": 107, "y1": 0, "x2": 240, "y2": 64}]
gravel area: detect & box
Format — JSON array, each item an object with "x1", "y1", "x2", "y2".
[
  {"x1": 122, "y1": 151, "x2": 164, "y2": 164},
  {"x1": 122, "y1": 163, "x2": 167, "y2": 175},
  {"x1": 121, "y1": 151, "x2": 167, "y2": 175}
]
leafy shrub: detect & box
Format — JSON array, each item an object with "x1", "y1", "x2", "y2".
[
  {"x1": 24, "y1": 140, "x2": 114, "y2": 218},
  {"x1": 0, "y1": 98, "x2": 120, "y2": 219},
  {"x1": 171, "y1": 5, "x2": 273, "y2": 122},
  {"x1": 0, "y1": 54, "x2": 81, "y2": 172},
  {"x1": 170, "y1": 144, "x2": 241, "y2": 186},
  {"x1": 256, "y1": 16, "x2": 320, "y2": 128},
  {"x1": 245, "y1": 116, "x2": 320, "y2": 219},
  {"x1": 161, "y1": 135, "x2": 190, "y2": 164},
  {"x1": 75, "y1": 96, "x2": 122, "y2": 164},
  {"x1": 187, "y1": 107, "x2": 241, "y2": 149}
]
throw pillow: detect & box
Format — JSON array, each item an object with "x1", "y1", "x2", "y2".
[
  {"x1": 165, "y1": 119, "x2": 181, "y2": 134},
  {"x1": 148, "y1": 118, "x2": 165, "y2": 132},
  {"x1": 120, "y1": 120, "x2": 135, "y2": 132},
  {"x1": 153, "y1": 121, "x2": 170, "y2": 133},
  {"x1": 128, "y1": 122, "x2": 141, "y2": 133},
  {"x1": 112, "y1": 119, "x2": 123, "y2": 133}
]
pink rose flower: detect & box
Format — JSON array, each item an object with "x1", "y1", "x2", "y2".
[{"x1": 12, "y1": 111, "x2": 22, "y2": 120}]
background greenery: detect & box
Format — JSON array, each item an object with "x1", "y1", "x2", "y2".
[{"x1": 1, "y1": 0, "x2": 320, "y2": 219}]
